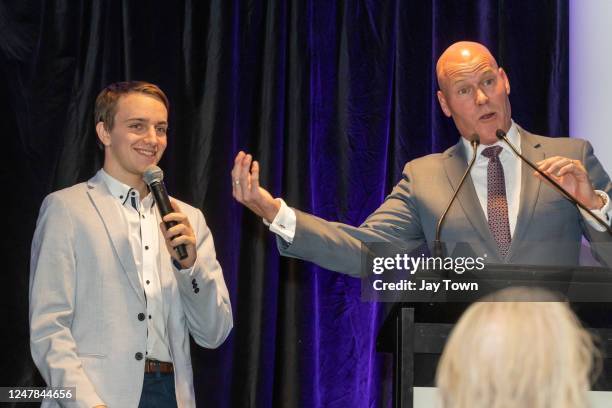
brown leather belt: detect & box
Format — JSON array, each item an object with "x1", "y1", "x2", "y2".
[{"x1": 144, "y1": 359, "x2": 174, "y2": 374}]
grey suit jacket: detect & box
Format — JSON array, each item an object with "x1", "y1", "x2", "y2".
[
  {"x1": 29, "y1": 171, "x2": 233, "y2": 408},
  {"x1": 278, "y1": 127, "x2": 612, "y2": 277}
]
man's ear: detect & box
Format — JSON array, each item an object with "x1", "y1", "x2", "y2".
[
  {"x1": 499, "y1": 67, "x2": 510, "y2": 95},
  {"x1": 437, "y1": 90, "x2": 452, "y2": 117},
  {"x1": 96, "y1": 122, "x2": 111, "y2": 147}
]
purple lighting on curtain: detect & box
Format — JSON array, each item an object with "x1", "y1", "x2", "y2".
[{"x1": 0, "y1": 1, "x2": 569, "y2": 407}]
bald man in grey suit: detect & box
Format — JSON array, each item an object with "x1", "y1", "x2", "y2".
[{"x1": 231, "y1": 41, "x2": 612, "y2": 276}]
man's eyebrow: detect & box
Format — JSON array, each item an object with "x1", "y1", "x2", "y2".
[
  {"x1": 124, "y1": 117, "x2": 168, "y2": 125},
  {"x1": 451, "y1": 79, "x2": 467, "y2": 87},
  {"x1": 450, "y1": 69, "x2": 496, "y2": 87}
]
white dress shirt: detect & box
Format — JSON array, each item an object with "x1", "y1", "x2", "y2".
[
  {"x1": 101, "y1": 170, "x2": 172, "y2": 363},
  {"x1": 267, "y1": 121, "x2": 611, "y2": 242}
]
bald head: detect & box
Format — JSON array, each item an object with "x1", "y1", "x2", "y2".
[
  {"x1": 434, "y1": 41, "x2": 511, "y2": 144},
  {"x1": 436, "y1": 42, "x2": 498, "y2": 92}
]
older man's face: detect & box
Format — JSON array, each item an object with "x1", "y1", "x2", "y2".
[{"x1": 437, "y1": 46, "x2": 512, "y2": 145}]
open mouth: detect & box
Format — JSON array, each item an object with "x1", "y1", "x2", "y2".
[
  {"x1": 479, "y1": 112, "x2": 496, "y2": 121},
  {"x1": 134, "y1": 147, "x2": 157, "y2": 158}
]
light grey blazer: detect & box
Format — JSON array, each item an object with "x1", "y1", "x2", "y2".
[
  {"x1": 29, "y1": 171, "x2": 233, "y2": 408},
  {"x1": 278, "y1": 127, "x2": 612, "y2": 276}
]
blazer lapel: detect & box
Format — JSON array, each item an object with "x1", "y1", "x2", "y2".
[
  {"x1": 86, "y1": 173, "x2": 146, "y2": 305},
  {"x1": 507, "y1": 128, "x2": 544, "y2": 260},
  {"x1": 443, "y1": 142, "x2": 500, "y2": 259}
]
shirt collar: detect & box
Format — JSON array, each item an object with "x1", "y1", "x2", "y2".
[
  {"x1": 99, "y1": 169, "x2": 154, "y2": 209},
  {"x1": 460, "y1": 120, "x2": 521, "y2": 161}
]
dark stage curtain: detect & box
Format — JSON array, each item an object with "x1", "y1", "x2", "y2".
[{"x1": 1, "y1": 0, "x2": 567, "y2": 407}]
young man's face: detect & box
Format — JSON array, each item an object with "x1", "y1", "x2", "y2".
[{"x1": 97, "y1": 93, "x2": 168, "y2": 181}]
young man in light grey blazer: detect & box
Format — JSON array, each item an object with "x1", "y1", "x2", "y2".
[{"x1": 30, "y1": 81, "x2": 233, "y2": 408}]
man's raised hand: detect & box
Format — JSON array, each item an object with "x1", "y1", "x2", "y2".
[
  {"x1": 535, "y1": 156, "x2": 604, "y2": 210},
  {"x1": 231, "y1": 151, "x2": 281, "y2": 222}
]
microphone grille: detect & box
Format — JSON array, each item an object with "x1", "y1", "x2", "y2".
[
  {"x1": 142, "y1": 165, "x2": 164, "y2": 185},
  {"x1": 495, "y1": 129, "x2": 506, "y2": 140}
]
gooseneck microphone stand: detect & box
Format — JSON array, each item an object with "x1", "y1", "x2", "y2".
[{"x1": 433, "y1": 134, "x2": 481, "y2": 257}]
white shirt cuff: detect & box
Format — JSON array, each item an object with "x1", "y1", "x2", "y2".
[
  {"x1": 579, "y1": 190, "x2": 611, "y2": 232},
  {"x1": 263, "y1": 198, "x2": 296, "y2": 243}
]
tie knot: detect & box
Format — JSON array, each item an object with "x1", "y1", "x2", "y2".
[{"x1": 482, "y1": 145, "x2": 503, "y2": 159}]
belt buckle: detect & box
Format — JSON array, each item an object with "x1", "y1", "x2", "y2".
[
  {"x1": 146, "y1": 359, "x2": 160, "y2": 374},
  {"x1": 146, "y1": 359, "x2": 173, "y2": 374}
]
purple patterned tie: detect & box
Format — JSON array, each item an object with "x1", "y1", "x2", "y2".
[{"x1": 482, "y1": 146, "x2": 511, "y2": 258}]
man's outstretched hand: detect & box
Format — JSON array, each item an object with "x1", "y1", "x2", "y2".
[{"x1": 231, "y1": 151, "x2": 281, "y2": 223}]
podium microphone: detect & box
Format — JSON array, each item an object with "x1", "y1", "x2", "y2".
[
  {"x1": 433, "y1": 133, "x2": 480, "y2": 257},
  {"x1": 495, "y1": 128, "x2": 612, "y2": 235},
  {"x1": 143, "y1": 165, "x2": 189, "y2": 260}
]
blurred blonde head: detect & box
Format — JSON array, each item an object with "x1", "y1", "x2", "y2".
[{"x1": 436, "y1": 287, "x2": 599, "y2": 408}]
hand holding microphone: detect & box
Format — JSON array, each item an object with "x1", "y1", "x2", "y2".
[{"x1": 143, "y1": 166, "x2": 197, "y2": 267}]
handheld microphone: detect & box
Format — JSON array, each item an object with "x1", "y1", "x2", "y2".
[
  {"x1": 143, "y1": 166, "x2": 189, "y2": 260},
  {"x1": 495, "y1": 129, "x2": 612, "y2": 235},
  {"x1": 433, "y1": 133, "x2": 481, "y2": 257}
]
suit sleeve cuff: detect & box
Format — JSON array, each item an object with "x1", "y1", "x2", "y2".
[
  {"x1": 579, "y1": 190, "x2": 611, "y2": 232},
  {"x1": 263, "y1": 199, "x2": 296, "y2": 243}
]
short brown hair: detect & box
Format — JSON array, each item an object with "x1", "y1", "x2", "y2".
[{"x1": 94, "y1": 81, "x2": 169, "y2": 131}]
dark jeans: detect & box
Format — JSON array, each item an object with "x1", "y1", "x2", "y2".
[{"x1": 138, "y1": 371, "x2": 178, "y2": 408}]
